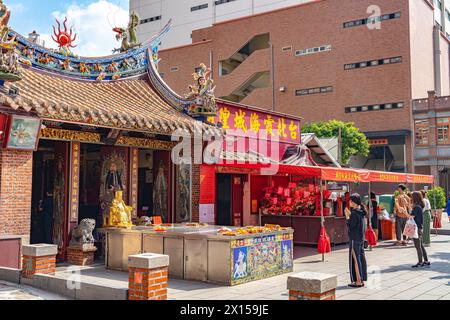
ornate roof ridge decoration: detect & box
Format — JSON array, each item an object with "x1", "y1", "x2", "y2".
[
  {"x1": 145, "y1": 57, "x2": 220, "y2": 125},
  {"x1": 11, "y1": 18, "x2": 173, "y2": 82},
  {"x1": 0, "y1": 79, "x2": 223, "y2": 137},
  {"x1": 0, "y1": 0, "x2": 21, "y2": 82}
]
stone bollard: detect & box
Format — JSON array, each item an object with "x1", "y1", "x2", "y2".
[
  {"x1": 287, "y1": 272, "x2": 337, "y2": 300},
  {"x1": 67, "y1": 244, "x2": 97, "y2": 266},
  {"x1": 128, "y1": 253, "x2": 169, "y2": 300},
  {"x1": 22, "y1": 244, "x2": 58, "y2": 279}
]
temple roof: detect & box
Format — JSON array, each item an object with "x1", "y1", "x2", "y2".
[
  {"x1": 0, "y1": 21, "x2": 219, "y2": 136},
  {"x1": 1, "y1": 66, "x2": 215, "y2": 135}
]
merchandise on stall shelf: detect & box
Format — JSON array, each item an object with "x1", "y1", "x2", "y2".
[{"x1": 259, "y1": 183, "x2": 319, "y2": 216}]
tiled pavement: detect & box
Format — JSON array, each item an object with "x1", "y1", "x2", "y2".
[
  {"x1": 0, "y1": 281, "x2": 66, "y2": 300},
  {"x1": 1, "y1": 232, "x2": 449, "y2": 300},
  {"x1": 168, "y1": 233, "x2": 450, "y2": 301}
]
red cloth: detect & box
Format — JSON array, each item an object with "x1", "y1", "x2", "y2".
[
  {"x1": 318, "y1": 226, "x2": 331, "y2": 254},
  {"x1": 365, "y1": 226, "x2": 377, "y2": 246},
  {"x1": 433, "y1": 212, "x2": 442, "y2": 229}
]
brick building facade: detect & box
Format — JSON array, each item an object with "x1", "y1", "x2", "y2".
[
  {"x1": 152, "y1": 0, "x2": 448, "y2": 174},
  {"x1": 413, "y1": 90, "x2": 450, "y2": 192}
]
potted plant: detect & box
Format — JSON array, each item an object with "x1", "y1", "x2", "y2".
[{"x1": 428, "y1": 187, "x2": 446, "y2": 228}]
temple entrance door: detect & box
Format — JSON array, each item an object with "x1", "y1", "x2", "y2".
[
  {"x1": 231, "y1": 175, "x2": 245, "y2": 227},
  {"x1": 30, "y1": 143, "x2": 55, "y2": 245},
  {"x1": 30, "y1": 140, "x2": 69, "y2": 261},
  {"x1": 216, "y1": 174, "x2": 232, "y2": 226}
]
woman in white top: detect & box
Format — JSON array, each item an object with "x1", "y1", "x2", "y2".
[{"x1": 421, "y1": 190, "x2": 432, "y2": 247}]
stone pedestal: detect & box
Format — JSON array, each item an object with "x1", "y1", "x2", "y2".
[
  {"x1": 22, "y1": 244, "x2": 58, "y2": 279},
  {"x1": 128, "y1": 253, "x2": 169, "y2": 300},
  {"x1": 287, "y1": 272, "x2": 337, "y2": 300},
  {"x1": 67, "y1": 244, "x2": 97, "y2": 266}
]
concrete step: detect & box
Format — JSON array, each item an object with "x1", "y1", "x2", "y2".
[{"x1": 22, "y1": 264, "x2": 128, "y2": 300}]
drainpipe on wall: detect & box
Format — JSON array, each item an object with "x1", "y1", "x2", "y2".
[
  {"x1": 433, "y1": 25, "x2": 443, "y2": 96},
  {"x1": 209, "y1": 50, "x2": 213, "y2": 79},
  {"x1": 270, "y1": 42, "x2": 275, "y2": 112}
]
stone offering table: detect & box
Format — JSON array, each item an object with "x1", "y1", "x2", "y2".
[{"x1": 100, "y1": 224, "x2": 294, "y2": 286}]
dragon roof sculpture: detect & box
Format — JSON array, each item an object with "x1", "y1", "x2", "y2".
[{"x1": 1, "y1": 6, "x2": 215, "y2": 125}]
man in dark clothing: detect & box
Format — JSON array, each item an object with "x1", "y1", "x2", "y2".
[{"x1": 345, "y1": 193, "x2": 368, "y2": 288}]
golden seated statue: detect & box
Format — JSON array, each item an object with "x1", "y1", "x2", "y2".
[{"x1": 103, "y1": 191, "x2": 134, "y2": 229}]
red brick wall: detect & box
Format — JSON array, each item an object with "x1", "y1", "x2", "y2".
[
  {"x1": 0, "y1": 146, "x2": 33, "y2": 240},
  {"x1": 159, "y1": 0, "x2": 415, "y2": 132}
]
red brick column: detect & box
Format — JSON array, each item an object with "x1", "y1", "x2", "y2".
[
  {"x1": 128, "y1": 253, "x2": 169, "y2": 300},
  {"x1": 22, "y1": 244, "x2": 58, "y2": 279},
  {"x1": 287, "y1": 272, "x2": 337, "y2": 301}
]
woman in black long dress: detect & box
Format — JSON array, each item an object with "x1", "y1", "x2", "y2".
[{"x1": 345, "y1": 193, "x2": 368, "y2": 288}]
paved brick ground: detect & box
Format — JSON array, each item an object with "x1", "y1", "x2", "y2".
[
  {"x1": 0, "y1": 281, "x2": 66, "y2": 300},
  {"x1": 1, "y1": 229, "x2": 449, "y2": 300},
  {"x1": 168, "y1": 233, "x2": 450, "y2": 300}
]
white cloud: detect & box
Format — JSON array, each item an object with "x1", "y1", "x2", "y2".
[
  {"x1": 8, "y1": 3, "x2": 26, "y2": 13},
  {"x1": 49, "y1": 0, "x2": 129, "y2": 57}
]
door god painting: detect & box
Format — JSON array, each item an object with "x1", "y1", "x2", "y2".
[
  {"x1": 176, "y1": 164, "x2": 191, "y2": 223},
  {"x1": 153, "y1": 161, "x2": 168, "y2": 223}
]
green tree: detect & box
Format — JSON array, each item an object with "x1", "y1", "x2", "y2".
[
  {"x1": 428, "y1": 187, "x2": 446, "y2": 209},
  {"x1": 302, "y1": 120, "x2": 370, "y2": 164}
]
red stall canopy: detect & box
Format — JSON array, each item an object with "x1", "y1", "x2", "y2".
[{"x1": 216, "y1": 163, "x2": 434, "y2": 184}]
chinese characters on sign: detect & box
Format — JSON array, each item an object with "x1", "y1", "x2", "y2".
[
  {"x1": 70, "y1": 142, "x2": 80, "y2": 222},
  {"x1": 130, "y1": 148, "x2": 139, "y2": 219},
  {"x1": 210, "y1": 103, "x2": 301, "y2": 144}
]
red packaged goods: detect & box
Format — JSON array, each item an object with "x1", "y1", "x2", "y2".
[
  {"x1": 277, "y1": 187, "x2": 284, "y2": 195},
  {"x1": 284, "y1": 189, "x2": 291, "y2": 197},
  {"x1": 286, "y1": 198, "x2": 293, "y2": 205}
]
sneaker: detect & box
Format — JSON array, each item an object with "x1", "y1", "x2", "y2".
[
  {"x1": 423, "y1": 261, "x2": 431, "y2": 267},
  {"x1": 412, "y1": 263, "x2": 423, "y2": 268}
]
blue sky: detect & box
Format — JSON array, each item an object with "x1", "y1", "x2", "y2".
[{"x1": 6, "y1": 0, "x2": 130, "y2": 56}]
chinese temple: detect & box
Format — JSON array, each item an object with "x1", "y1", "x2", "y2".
[{"x1": 0, "y1": 4, "x2": 220, "y2": 263}]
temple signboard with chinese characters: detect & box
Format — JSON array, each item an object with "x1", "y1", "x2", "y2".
[{"x1": 208, "y1": 101, "x2": 301, "y2": 145}]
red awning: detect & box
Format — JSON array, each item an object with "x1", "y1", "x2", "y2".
[{"x1": 215, "y1": 163, "x2": 434, "y2": 184}]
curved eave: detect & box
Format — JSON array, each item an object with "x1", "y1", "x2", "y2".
[{"x1": 10, "y1": 19, "x2": 173, "y2": 81}]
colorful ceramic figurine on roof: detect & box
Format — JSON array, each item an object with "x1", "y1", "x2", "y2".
[
  {"x1": 113, "y1": 11, "x2": 141, "y2": 53},
  {"x1": 0, "y1": 0, "x2": 20, "y2": 82},
  {"x1": 51, "y1": 17, "x2": 78, "y2": 57},
  {"x1": 185, "y1": 63, "x2": 217, "y2": 117}
]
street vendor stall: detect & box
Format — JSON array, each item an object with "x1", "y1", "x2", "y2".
[
  {"x1": 217, "y1": 163, "x2": 434, "y2": 246},
  {"x1": 101, "y1": 223, "x2": 293, "y2": 286}
]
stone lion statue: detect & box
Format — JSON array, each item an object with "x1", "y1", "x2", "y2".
[{"x1": 70, "y1": 219, "x2": 96, "y2": 246}]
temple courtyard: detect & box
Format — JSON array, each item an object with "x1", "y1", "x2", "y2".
[{"x1": 1, "y1": 220, "x2": 450, "y2": 301}]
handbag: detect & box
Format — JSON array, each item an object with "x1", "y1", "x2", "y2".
[{"x1": 403, "y1": 218, "x2": 418, "y2": 239}]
